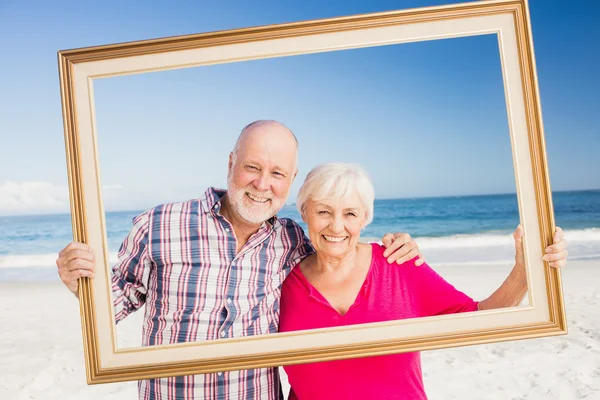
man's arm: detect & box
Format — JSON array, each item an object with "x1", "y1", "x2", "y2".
[
  {"x1": 110, "y1": 211, "x2": 153, "y2": 322},
  {"x1": 283, "y1": 218, "x2": 316, "y2": 269},
  {"x1": 56, "y1": 210, "x2": 154, "y2": 323}
]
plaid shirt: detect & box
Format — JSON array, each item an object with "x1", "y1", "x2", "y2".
[{"x1": 111, "y1": 187, "x2": 314, "y2": 400}]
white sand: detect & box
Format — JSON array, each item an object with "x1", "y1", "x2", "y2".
[{"x1": 0, "y1": 260, "x2": 598, "y2": 399}]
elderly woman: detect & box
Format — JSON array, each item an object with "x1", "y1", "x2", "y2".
[{"x1": 278, "y1": 162, "x2": 568, "y2": 400}]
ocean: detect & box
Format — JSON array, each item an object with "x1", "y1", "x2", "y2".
[{"x1": 1, "y1": 190, "x2": 599, "y2": 281}]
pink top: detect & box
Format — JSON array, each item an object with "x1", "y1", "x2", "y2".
[{"x1": 279, "y1": 243, "x2": 479, "y2": 400}]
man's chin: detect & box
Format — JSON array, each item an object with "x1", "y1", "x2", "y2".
[{"x1": 238, "y1": 208, "x2": 277, "y2": 225}]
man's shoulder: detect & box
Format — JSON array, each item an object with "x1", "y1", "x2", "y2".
[
  {"x1": 131, "y1": 198, "x2": 206, "y2": 224},
  {"x1": 275, "y1": 217, "x2": 305, "y2": 234},
  {"x1": 138, "y1": 187, "x2": 222, "y2": 220},
  {"x1": 274, "y1": 217, "x2": 311, "y2": 246}
]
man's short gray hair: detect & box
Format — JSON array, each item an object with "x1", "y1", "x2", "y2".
[{"x1": 296, "y1": 162, "x2": 375, "y2": 226}]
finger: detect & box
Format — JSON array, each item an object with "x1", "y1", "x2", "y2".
[
  {"x1": 78, "y1": 270, "x2": 96, "y2": 279},
  {"x1": 513, "y1": 224, "x2": 524, "y2": 241},
  {"x1": 60, "y1": 242, "x2": 91, "y2": 256},
  {"x1": 554, "y1": 227, "x2": 564, "y2": 243},
  {"x1": 414, "y1": 257, "x2": 426, "y2": 266},
  {"x1": 66, "y1": 259, "x2": 96, "y2": 273},
  {"x1": 65, "y1": 270, "x2": 96, "y2": 282},
  {"x1": 59, "y1": 272, "x2": 92, "y2": 290},
  {"x1": 58, "y1": 248, "x2": 93, "y2": 268},
  {"x1": 62, "y1": 248, "x2": 95, "y2": 266},
  {"x1": 381, "y1": 234, "x2": 394, "y2": 252},
  {"x1": 59, "y1": 256, "x2": 95, "y2": 273},
  {"x1": 384, "y1": 238, "x2": 408, "y2": 259},
  {"x1": 387, "y1": 242, "x2": 414, "y2": 263},
  {"x1": 513, "y1": 224, "x2": 524, "y2": 256},
  {"x1": 394, "y1": 248, "x2": 419, "y2": 265},
  {"x1": 543, "y1": 250, "x2": 568, "y2": 262},
  {"x1": 546, "y1": 240, "x2": 568, "y2": 254}
]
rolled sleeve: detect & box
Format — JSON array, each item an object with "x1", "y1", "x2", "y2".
[{"x1": 110, "y1": 211, "x2": 153, "y2": 323}]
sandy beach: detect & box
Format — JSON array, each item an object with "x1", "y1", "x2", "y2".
[{"x1": 1, "y1": 259, "x2": 598, "y2": 400}]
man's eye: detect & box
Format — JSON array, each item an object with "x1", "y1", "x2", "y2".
[{"x1": 318, "y1": 210, "x2": 330, "y2": 215}]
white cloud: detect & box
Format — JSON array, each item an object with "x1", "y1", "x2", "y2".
[
  {"x1": 0, "y1": 180, "x2": 223, "y2": 215},
  {"x1": 0, "y1": 181, "x2": 70, "y2": 215}
]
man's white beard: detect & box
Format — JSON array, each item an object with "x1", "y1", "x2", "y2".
[{"x1": 226, "y1": 175, "x2": 283, "y2": 225}]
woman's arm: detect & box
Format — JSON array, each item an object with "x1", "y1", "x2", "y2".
[{"x1": 478, "y1": 225, "x2": 568, "y2": 311}]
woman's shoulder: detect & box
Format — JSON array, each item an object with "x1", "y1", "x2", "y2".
[
  {"x1": 283, "y1": 254, "x2": 314, "y2": 289},
  {"x1": 369, "y1": 242, "x2": 418, "y2": 266},
  {"x1": 368, "y1": 242, "x2": 423, "y2": 283}
]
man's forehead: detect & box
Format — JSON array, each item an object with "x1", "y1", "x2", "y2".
[{"x1": 241, "y1": 155, "x2": 296, "y2": 172}]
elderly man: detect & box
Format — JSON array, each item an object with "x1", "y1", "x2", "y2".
[{"x1": 56, "y1": 120, "x2": 424, "y2": 400}]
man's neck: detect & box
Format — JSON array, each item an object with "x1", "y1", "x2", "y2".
[{"x1": 219, "y1": 194, "x2": 263, "y2": 251}]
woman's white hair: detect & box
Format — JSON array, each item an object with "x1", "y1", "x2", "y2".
[{"x1": 296, "y1": 162, "x2": 375, "y2": 226}]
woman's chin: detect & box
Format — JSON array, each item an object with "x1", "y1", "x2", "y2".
[{"x1": 317, "y1": 239, "x2": 352, "y2": 255}]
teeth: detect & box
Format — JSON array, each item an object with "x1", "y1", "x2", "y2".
[
  {"x1": 247, "y1": 193, "x2": 269, "y2": 203},
  {"x1": 323, "y1": 235, "x2": 346, "y2": 242}
]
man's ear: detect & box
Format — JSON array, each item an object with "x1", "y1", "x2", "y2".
[
  {"x1": 228, "y1": 153, "x2": 234, "y2": 174},
  {"x1": 291, "y1": 168, "x2": 299, "y2": 182}
]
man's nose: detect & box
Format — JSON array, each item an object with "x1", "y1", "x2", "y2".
[{"x1": 254, "y1": 173, "x2": 270, "y2": 192}]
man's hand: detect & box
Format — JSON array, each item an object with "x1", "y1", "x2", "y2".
[
  {"x1": 56, "y1": 242, "x2": 96, "y2": 298},
  {"x1": 381, "y1": 232, "x2": 425, "y2": 266}
]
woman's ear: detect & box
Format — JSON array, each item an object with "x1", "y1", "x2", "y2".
[
  {"x1": 301, "y1": 208, "x2": 308, "y2": 224},
  {"x1": 361, "y1": 211, "x2": 369, "y2": 230}
]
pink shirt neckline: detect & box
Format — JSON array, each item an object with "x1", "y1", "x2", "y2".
[{"x1": 293, "y1": 245, "x2": 375, "y2": 317}]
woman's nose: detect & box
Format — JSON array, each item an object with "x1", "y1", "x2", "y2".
[{"x1": 330, "y1": 215, "x2": 344, "y2": 232}]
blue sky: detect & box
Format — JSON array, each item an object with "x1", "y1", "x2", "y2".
[{"x1": 0, "y1": 0, "x2": 598, "y2": 215}]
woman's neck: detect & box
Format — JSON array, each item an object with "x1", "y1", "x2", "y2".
[{"x1": 313, "y1": 244, "x2": 362, "y2": 274}]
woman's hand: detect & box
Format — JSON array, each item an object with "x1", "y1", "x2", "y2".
[{"x1": 513, "y1": 225, "x2": 568, "y2": 268}]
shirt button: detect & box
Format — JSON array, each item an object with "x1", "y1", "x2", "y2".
[
  {"x1": 225, "y1": 228, "x2": 230, "y2": 232},
  {"x1": 217, "y1": 372, "x2": 223, "y2": 376},
  {"x1": 227, "y1": 298, "x2": 232, "y2": 304},
  {"x1": 221, "y1": 331, "x2": 226, "y2": 337}
]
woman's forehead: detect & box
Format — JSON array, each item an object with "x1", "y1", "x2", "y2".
[{"x1": 312, "y1": 195, "x2": 364, "y2": 210}]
